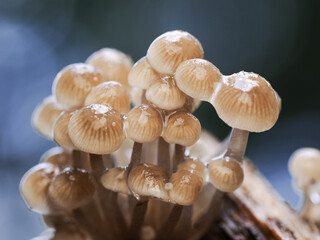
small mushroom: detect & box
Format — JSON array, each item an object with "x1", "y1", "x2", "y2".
[
  {"x1": 40, "y1": 147, "x2": 73, "y2": 171},
  {"x1": 100, "y1": 167, "x2": 131, "y2": 195},
  {"x1": 177, "y1": 155, "x2": 205, "y2": 181}
]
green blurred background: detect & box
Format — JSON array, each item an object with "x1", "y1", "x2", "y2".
[{"x1": 0, "y1": 0, "x2": 319, "y2": 239}]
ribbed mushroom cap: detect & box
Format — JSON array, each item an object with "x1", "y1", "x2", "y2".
[
  {"x1": 128, "y1": 56, "x2": 161, "y2": 89},
  {"x1": 162, "y1": 111, "x2": 201, "y2": 146},
  {"x1": 68, "y1": 104, "x2": 124, "y2": 154},
  {"x1": 86, "y1": 48, "x2": 133, "y2": 87},
  {"x1": 128, "y1": 163, "x2": 169, "y2": 201},
  {"x1": 177, "y1": 156, "x2": 205, "y2": 180},
  {"x1": 208, "y1": 157, "x2": 244, "y2": 192},
  {"x1": 146, "y1": 76, "x2": 186, "y2": 110},
  {"x1": 53, "y1": 110, "x2": 77, "y2": 149},
  {"x1": 288, "y1": 147, "x2": 320, "y2": 188},
  {"x1": 20, "y1": 163, "x2": 60, "y2": 214},
  {"x1": 130, "y1": 87, "x2": 144, "y2": 106},
  {"x1": 32, "y1": 96, "x2": 64, "y2": 139},
  {"x1": 211, "y1": 71, "x2": 281, "y2": 132},
  {"x1": 48, "y1": 167, "x2": 95, "y2": 210},
  {"x1": 40, "y1": 147, "x2": 72, "y2": 171},
  {"x1": 52, "y1": 63, "x2": 105, "y2": 109},
  {"x1": 85, "y1": 81, "x2": 130, "y2": 114},
  {"x1": 101, "y1": 167, "x2": 130, "y2": 195},
  {"x1": 147, "y1": 30, "x2": 204, "y2": 75},
  {"x1": 175, "y1": 59, "x2": 222, "y2": 101},
  {"x1": 168, "y1": 170, "x2": 203, "y2": 206},
  {"x1": 124, "y1": 104, "x2": 163, "y2": 143}
]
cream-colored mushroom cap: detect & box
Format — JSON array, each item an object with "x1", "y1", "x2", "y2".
[
  {"x1": 52, "y1": 63, "x2": 105, "y2": 109},
  {"x1": 288, "y1": 147, "x2": 320, "y2": 188},
  {"x1": 53, "y1": 110, "x2": 77, "y2": 149},
  {"x1": 124, "y1": 104, "x2": 163, "y2": 143},
  {"x1": 20, "y1": 162, "x2": 60, "y2": 214},
  {"x1": 128, "y1": 56, "x2": 161, "y2": 89},
  {"x1": 128, "y1": 163, "x2": 169, "y2": 201},
  {"x1": 31, "y1": 96, "x2": 64, "y2": 139},
  {"x1": 68, "y1": 104, "x2": 124, "y2": 154},
  {"x1": 147, "y1": 30, "x2": 204, "y2": 75},
  {"x1": 168, "y1": 170, "x2": 203, "y2": 206},
  {"x1": 101, "y1": 167, "x2": 130, "y2": 195},
  {"x1": 162, "y1": 111, "x2": 201, "y2": 146},
  {"x1": 130, "y1": 87, "x2": 144, "y2": 107},
  {"x1": 178, "y1": 156, "x2": 205, "y2": 180},
  {"x1": 146, "y1": 76, "x2": 186, "y2": 110},
  {"x1": 175, "y1": 59, "x2": 222, "y2": 101},
  {"x1": 211, "y1": 71, "x2": 281, "y2": 132},
  {"x1": 48, "y1": 168, "x2": 95, "y2": 210},
  {"x1": 86, "y1": 48, "x2": 133, "y2": 87},
  {"x1": 208, "y1": 157, "x2": 244, "y2": 192},
  {"x1": 85, "y1": 81, "x2": 130, "y2": 114},
  {"x1": 40, "y1": 147, "x2": 72, "y2": 170}
]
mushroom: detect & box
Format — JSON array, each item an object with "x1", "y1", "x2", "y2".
[
  {"x1": 177, "y1": 155, "x2": 205, "y2": 181},
  {"x1": 40, "y1": 146, "x2": 73, "y2": 171},
  {"x1": 101, "y1": 167, "x2": 131, "y2": 195}
]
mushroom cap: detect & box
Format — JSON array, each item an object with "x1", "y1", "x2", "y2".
[
  {"x1": 211, "y1": 71, "x2": 281, "y2": 132},
  {"x1": 20, "y1": 162, "x2": 60, "y2": 214},
  {"x1": 86, "y1": 48, "x2": 133, "y2": 87},
  {"x1": 177, "y1": 156, "x2": 205, "y2": 180},
  {"x1": 208, "y1": 157, "x2": 244, "y2": 192},
  {"x1": 128, "y1": 163, "x2": 169, "y2": 201},
  {"x1": 68, "y1": 104, "x2": 124, "y2": 154},
  {"x1": 162, "y1": 111, "x2": 201, "y2": 146},
  {"x1": 48, "y1": 167, "x2": 95, "y2": 210},
  {"x1": 101, "y1": 167, "x2": 130, "y2": 195},
  {"x1": 124, "y1": 104, "x2": 163, "y2": 143},
  {"x1": 128, "y1": 56, "x2": 161, "y2": 89},
  {"x1": 85, "y1": 81, "x2": 130, "y2": 114},
  {"x1": 53, "y1": 110, "x2": 77, "y2": 149},
  {"x1": 168, "y1": 170, "x2": 203, "y2": 206},
  {"x1": 146, "y1": 76, "x2": 186, "y2": 110},
  {"x1": 147, "y1": 30, "x2": 204, "y2": 75},
  {"x1": 31, "y1": 96, "x2": 64, "y2": 139},
  {"x1": 40, "y1": 147, "x2": 72, "y2": 171},
  {"x1": 288, "y1": 147, "x2": 320, "y2": 188},
  {"x1": 175, "y1": 59, "x2": 222, "y2": 101},
  {"x1": 130, "y1": 87, "x2": 144, "y2": 107},
  {"x1": 52, "y1": 63, "x2": 105, "y2": 109}
]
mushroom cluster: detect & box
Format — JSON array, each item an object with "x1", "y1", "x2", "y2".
[{"x1": 21, "y1": 30, "x2": 281, "y2": 240}]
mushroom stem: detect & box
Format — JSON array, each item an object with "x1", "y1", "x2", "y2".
[
  {"x1": 126, "y1": 199, "x2": 149, "y2": 240},
  {"x1": 224, "y1": 128, "x2": 249, "y2": 162},
  {"x1": 157, "y1": 137, "x2": 170, "y2": 175},
  {"x1": 127, "y1": 142, "x2": 143, "y2": 172},
  {"x1": 173, "y1": 144, "x2": 185, "y2": 172},
  {"x1": 141, "y1": 89, "x2": 147, "y2": 104},
  {"x1": 72, "y1": 149, "x2": 82, "y2": 169},
  {"x1": 172, "y1": 205, "x2": 192, "y2": 239}
]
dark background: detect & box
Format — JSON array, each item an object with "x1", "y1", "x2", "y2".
[{"x1": 0, "y1": 0, "x2": 319, "y2": 239}]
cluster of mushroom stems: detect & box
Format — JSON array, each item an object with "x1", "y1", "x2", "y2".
[{"x1": 21, "y1": 30, "x2": 281, "y2": 240}]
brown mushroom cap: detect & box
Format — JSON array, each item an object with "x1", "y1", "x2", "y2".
[
  {"x1": 52, "y1": 63, "x2": 105, "y2": 109},
  {"x1": 68, "y1": 104, "x2": 124, "y2": 154},
  {"x1": 162, "y1": 111, "x2": 201, "y2": 146},
  {"x1": 86, "y1": 48, "x2": 133, "y2": 87},
  {"x1": 208, "y1": 157, "x2": 244, "y2": 192},
  {"x1": 31, "y1": 96, "x2": 64, "y2": 139},
  {"x1": 147, "y1": 30, "x2": 204, "y2": 75},
  {"x1": 85, "y1": 81, "x2": 130, "y2": 114},
  {"x1": 48, "y1": 167, "x2": 95, "y2": 210},
  {"x1": 53, "y1": 110, "x2": 77, "y2": 149},
  {"x1": 211, "y1": 71, "x2": 281, "y2": 132},
  {"x1": 146, "y1": 76, "x2": 186, "y2": 110},
  {"x1": 40, "y1": 147, "x2": 72, "y2": 170},
  {"x1": 128, "y1": 56, "x2": 161, "y2": 89},
  {"x1": 128, "y1": 163, "x2": 169, "y2": 201},
  {"x1": 101, "y1": 167, "x2": 130, "y2": 195},
  {"x1": 168, "y1": 170, "x2": 203, "y2": 206},
  {"x1": 124, "y1": 104, "x2": 163, "y2": 143},
  {"x1": 177, "y1": 156, "x2": 205, "y2": 180},
  {"x1": 175, "y1": 58, "x2": 222, "y2": 101}
]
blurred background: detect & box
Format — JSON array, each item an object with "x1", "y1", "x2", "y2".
[{"x1": 0, "y1": 0, "x2": 319, "y2": 239}]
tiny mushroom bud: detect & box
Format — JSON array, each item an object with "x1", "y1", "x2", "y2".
[
  {"x1": 20, "y1": 162, "x2": 60, "y2": 214},
  {"x1": 100, "y1": 167, "x2": 130, "y2": 195},
  {"x1": 85, "y1": 81, "x2": 130, "y2": 114},
  {"x1": 147, "y1": 30, "x2": 204, "y2": 75},
  {"x1": 86, "y1": 48, "x2": 133, "y2": 87},
  {"x1": 208, "y1": 157, "x2": 244, "y2": 192},
  {"x1": 53, "y1": 110, "x2": 77, "y2": 149},
  {"x1": 40, "y1": 146, "x2": 72, "y2": 170},
  {"x1": 177, "y1": 156, "x2": 205, "y2": 180},
  {"x1": 168, "y1": 170, "x2": 203, "y2": 206},
  {"x1": 68, "y1": 104, "x2": 124, "y2": 154},
  {"x1": 48, "y1": 167, "x2": 95, "y2": 210},
  {"x1": 162, "y1": 111, "x2": 201, "y2": 146},
  {"x1": 146, "y1": 76, "x2": 186, "y2": 110},
  {"x1": 31, "y1": 96, "x2": 64, "y2": 139},
  {"x1": 128, "y1": 163, "x2": 169, "y2": 201},
  {"x1": 52, "y1": 63, "x2": 105, "y2": 108}
]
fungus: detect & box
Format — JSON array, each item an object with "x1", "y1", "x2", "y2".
[{"x1": 101, "y1": 167, "x2": 131, "y2": 195}]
